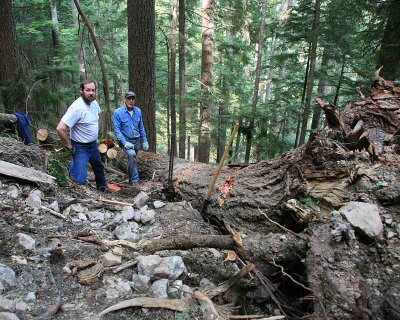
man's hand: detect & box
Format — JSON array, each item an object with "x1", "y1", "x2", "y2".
[
  {"x1": 142, "y1": 140, "x2": 149, "y2": 151},
  {"x1": 124, "y1": 142, "x2": 134, "y2": 150},
  {"x1": 66, "y1": 145, "x2": 75, "y2": 156}
]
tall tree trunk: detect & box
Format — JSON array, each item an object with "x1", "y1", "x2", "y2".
[
  {"x1": 169, "y1": 0, "x2": 178, "y2": 158},
  {"x1": 187, "y1": 136, "x2": 191, "y2": 160},
  {"x1": 310, "y1": 49, "x2": 329, "y2": 130},
  {"x1": 50, "y1": 0, "x2": 67, "y2": 117},
  {"x1": 0, "y1": 0, "x2": 19, "y2": 87},
  {"x1": 295, "y1": 42, "x2": 311, "y2": 149},
  {"x1": 217, "y1": 72, "x2": 228, "y2": 164},
  {"x1": 71, "y1": 0, "x2": 87, "y2": 82},
  {"x1": 333, "y1": 58, "x2": 345, "y2": 106},
  {"x1": 244, "y1": 0, "x2": 268, "y2": 164},
  {"x1": 73, "y1": 0, "x2": 111, "y2": 136},
  {"x1": 298, "y1": 0, "x2": 321, "y2": 146},
  {"x1": 0, "y1": 0, "x2": 20, "y2": 113},
  {"x1": 127, "y1": 0, "x2": 156, "y2": 152},
  {"x1": 178, "y1": 0, "x2": 187, "y2": 159},
  {"x1": 234, "y1": 118, "x2": 242, "y2": 163},
  {"x1": 377, "y1": 0, "x2": 400, "y2": 80},
  {"x1": 198, "y1": 0, "x2": 215, "y2": 163}
]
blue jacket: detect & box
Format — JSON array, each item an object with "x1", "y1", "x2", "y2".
[{"x1": 112, "y1": 105, "x2": 147, "y2": 146}]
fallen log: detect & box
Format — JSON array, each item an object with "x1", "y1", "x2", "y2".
[
  {"x1": 36, "y1": 128, "x2": 58, "y2": 145},
  {"x1": 0, "y1": 160, "x2": 56, "y2": 185},
  {"x1": 0, "y1": 113, "x2": 17, "y2": 124},
  {"x1": 78, "y1": 232, "x2": 307, "y2": 265}
]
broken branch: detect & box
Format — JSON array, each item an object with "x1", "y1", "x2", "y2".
[{"x1": 98, "y1": 297, "x2": 187, "y2": 317}]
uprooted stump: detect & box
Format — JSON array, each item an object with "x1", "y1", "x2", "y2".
[{"x1": 127, "y1": 71, "x2": 400, "y2": 320}]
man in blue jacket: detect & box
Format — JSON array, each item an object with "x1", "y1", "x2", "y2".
[{"x1": 113, "y1": 91, "x2": 149, "y2": 185}]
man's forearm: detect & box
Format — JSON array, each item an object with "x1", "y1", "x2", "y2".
[{"x1": 57, "y1": 129, "x2": 72, "y2": 149}]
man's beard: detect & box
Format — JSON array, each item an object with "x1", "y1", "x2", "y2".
[{"x1": 82, "y1": 94, "x2": 95, "y2": 104}]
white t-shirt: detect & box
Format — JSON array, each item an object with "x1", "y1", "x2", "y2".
[{"x1": 61, "y1": 97, "x2": 101, "y2": 143}]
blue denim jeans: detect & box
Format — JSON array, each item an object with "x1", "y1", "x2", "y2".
[
  {"x1": 68, "y1": 140, "x2": 107, "y2": 189},
  {"x1": 120, "y1": 138, "x2": 140, "y2": 183}
]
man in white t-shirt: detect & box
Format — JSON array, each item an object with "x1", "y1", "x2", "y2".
[{"x1": 56, "y1": 80, "x2": 108, "y2": 191}]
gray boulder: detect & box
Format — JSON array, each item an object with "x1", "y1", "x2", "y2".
[{"x1": 339, "y1": 201, "x2": 383, "y2": 240}]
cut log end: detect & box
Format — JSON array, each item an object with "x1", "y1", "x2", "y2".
[
  {"x1": 36, "y1": 128, "x2": 49, "y2": 142},
  {"x1": 98, "y1": 143, "x2": 108, "y2": 154},
  {"x1": 106, "y1": 148, "x2": 118, "y2": 159}
]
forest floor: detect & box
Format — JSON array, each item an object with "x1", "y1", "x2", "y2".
[{"x1": 1, "y1": 74, "x2": 400, "y2": 320}]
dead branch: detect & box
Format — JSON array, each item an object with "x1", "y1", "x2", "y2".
[
  {"x1": 40, "y1": 206, "x2": 67, "y2": 220},
  {"x1": 112, "y1": 259, "x2": 138, "y2": 274},
  {"x1": 98, "y1": 297, "x2": 187, "y2": 317},
  {"x1": 258, "y1": 209, "x2": 307, "y2": 240},
  {"x1": 207, "y1": 263, "x2": 255, "y2": 299},
  {"x1": 193, "y1": 291, "x2": 221, "y2": 318}
]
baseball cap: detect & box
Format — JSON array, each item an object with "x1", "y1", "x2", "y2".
[{"x1": 125, "y1": 91, "x2": 136, "y2": 99}]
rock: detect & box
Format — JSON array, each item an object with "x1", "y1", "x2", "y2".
[
  {"x1": 140, "y1": 205, "x2": 149, "y2": 213},
  {"x1": 64, "y1": 204, "x2": 86, "y2": 216},
  {"x1": 121, "y1": 206, "x2": 136, "y2": 221},
  {"x1": 153, "y1": 200, "x2": 165, "y2": 209},
  {"x1": 137, "y1": 255, "x2": 163, "y2": 279},
  {"x1": 339, "y1": 201, "x2": 383, "y2": 240},
  {"x1": 181, "y1": 285, "x2": 193, "y2": 299},
  {"x1": 137, "y1": 255, "x2": 186, "y2": 280},
  {"x1": 6, "y1": 186, "x2": 19, "y2": 199},
  {"x1": 15, "y1": 233, "x2": 36, "y2": 250},
  {"x1": 25, "y1": 292, "x2": 36, "y2": 302},
  {"x1": 25, "y1": 190, "x2": 42, "y2": 209},
  {"x1": 0, "y1": 297, "x2": 14, "y2": 312},
  {"x1": 163, "y1": 256, "x2": 186, "y2": 279},
  {"x1": 100, "y1": 251, "x2": 122, "y2": 267},
  {"x1": 386, "y1": 230, "x2": 396, "y2": 239},
  {"x1": 113, "y1": 224, "x2": 140, "y2": 242},
  {"x1": 140, "y1": 209, "x2": 156, "y2": 224},
  {"x1": 77, "y1": 212, "x2": 87, "y2": 221},
  {"x1": 0, "y1": 297, "x2": 26, "y2": 313},
  {"x1": 10, "y1": 256, "x2": 27, "y2": 265},
  {"x1": 86, "y1": 210, "x2": 105, "y2": 222},
  {"x1": 151, "y1": 279, "x2": 169, "y2": 299},
  {"x1": 0, "y1": 263, "x2": 18, "y2": 287},
  {"x1": 130, "y1": 274, "x2": 151, "y2": 293},
  {"x1": 382, "y1": 214, "x2": 393, "y2": 225},
  {"x1": 133, "y1": 210, "x2": 142, "y2": 223},
  {"x1": 0, "y1": 312, "x2": 20, "y2": 320},
  {"x1": 199, "y1": 278, "x2": 216, "y2": 290},
  {"x1": 168, "y1": 280, "x2": 183, "y2": 298},
  {"x1": 48, "y1": 200, "x2": 59, "y2": 212},
  {"x1": 134, "y1": 192, "x2": 150, "y2": 209}
]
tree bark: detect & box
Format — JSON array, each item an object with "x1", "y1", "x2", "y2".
[
  {"x1": 178, "y1": 0, "x2": 187, "y2": 159},
  {"x1": 0, "y1": 0, "x2": 19, "y2": 87},
  {"x1": 299, "y1": 0, "x2": 321, "y2": 146},
  {"x1": 198, "y1": 0, "x2": 215, "y2": 163},
  {"x1": 311, "y1": 48, "x2": 330, "y2": 130},
  {"x1": 294, "y1": 42, "x2": 311, "y2": 149},
  {"x1": 73, "y1": 0, "x2": 112, "y2": 136},
  {"x1": 245, "y1": 0, "x2": 268, "y2": 163},
  {"x1": 127, "y1": 0, "x2": 156, "y2": 152},
  {"x1": 169, "y1": 0, "x2": 178, "y2": 158},
  {"x1": 377, "y1": 0, "x2": 400, "y2": 79}
]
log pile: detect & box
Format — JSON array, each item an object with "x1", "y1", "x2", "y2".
[{"x1": 98, "y1": 139, "x2": 119, "y2": 160}]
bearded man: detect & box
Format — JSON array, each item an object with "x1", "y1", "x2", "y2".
[{"x1": 56, "y1": 80, "x2": 110, "y2": 191}]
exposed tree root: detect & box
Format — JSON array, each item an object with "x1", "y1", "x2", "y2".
[{"x1": 98, "y1": 297, "x2": 187, "y2": 317}]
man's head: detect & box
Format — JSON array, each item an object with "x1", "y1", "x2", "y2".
[
  {"x1": 124, "y1": 91, "x2": 136, "y2": 110},
  {"x1": 80, "y1": 80, "x2": 96, "y2": 104}
]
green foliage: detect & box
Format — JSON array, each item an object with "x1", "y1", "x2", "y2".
[
  {"x1": 298, "y1": 196, "x2": 318, "y2": 210},
  {"x1": 5, "y1": 0, "x2": 394, "y2": 163},
  {"x1": 47, "y1": 151, "x2": 69, "y2": 187}
]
